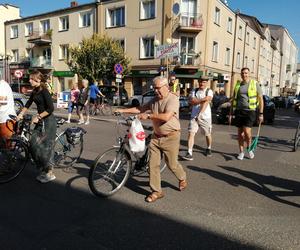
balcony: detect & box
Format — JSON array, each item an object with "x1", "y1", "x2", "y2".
[
  {"x1": 173, "y1": 51, "x2": 200, "y2": 68},
  {"x1": 175, "y1": 13, "x2": 203, "y2": 33},
  {"x1": 31, "y1": 57, "x2": 52, "y2": 68},
  {"x1": 27, "y1": 30, "x2": 52, "y2": 45}
]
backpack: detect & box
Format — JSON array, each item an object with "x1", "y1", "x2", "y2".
[
  {"x1": 78, "y1": 88, "x2": 87, "y2": 105},
  {"x1": 193, "y1": 88, "x2": 212, "y2": 107}
]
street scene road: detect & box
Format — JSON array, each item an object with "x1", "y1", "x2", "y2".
[{"x1": 1, "y1": 108, "x2": 299, "y2": 250}]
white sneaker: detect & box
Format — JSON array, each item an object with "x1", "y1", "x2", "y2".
[
  {"x1": 84, "y1": 121, "x2": 90, "y2": 125},
  {"x1": 78, "y1": 120, "x2": 84, "y2": 125},
  {"x1": 65, "y1": 120, "x2": 70, "y2": 124},
  {"x1": 39, "y1": 172, "x2": 56, "y2": 183},
  {"x1": 36, "y1": 172, "x2": 46, "y2": 182},
  {"x1": 248, "y1": 150, "x2": 255, "y2": 159},
  {"x1": 237, "y1": 152, "x2": 245, "y2": 160}
]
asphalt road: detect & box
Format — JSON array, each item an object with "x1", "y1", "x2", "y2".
[{"x1": 0, "y1": 108, "x2": 299, "y2": 250}]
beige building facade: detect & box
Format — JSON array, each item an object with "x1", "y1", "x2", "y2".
[{"x1": 5, "y1": 2, "x2": 96, "y2": 91}]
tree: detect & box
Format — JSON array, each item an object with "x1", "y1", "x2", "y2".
[{"x1": 67, "y1": 34, "x2": 131, "y2": 82}]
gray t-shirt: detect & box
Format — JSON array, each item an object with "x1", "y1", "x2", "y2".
[{"x1": 236, "y1": 81, "x2": 262, "y2": 110}]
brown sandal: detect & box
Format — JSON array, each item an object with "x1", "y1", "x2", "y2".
[
  {"x1": 179, "y1": 179, "x2": 187, "y2": 191},
  {"x1": 145, "y1": 192, "x2": 164, "y2": 203}
]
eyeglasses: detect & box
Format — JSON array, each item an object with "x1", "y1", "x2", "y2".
[
  {"x1": 170, "y1": 78, "x2": 176, "y2": 81},
  {"x1": 154, "y1": 83, "x2": 168, "y2": 90}
]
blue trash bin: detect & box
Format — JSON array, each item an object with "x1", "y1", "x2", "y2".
[{"x1": 62, "y1": 91, "x2": 70, "y2": 102}]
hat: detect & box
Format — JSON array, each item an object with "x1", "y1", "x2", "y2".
[{"x1": 199, "y1": 76, "x2": 209, "y2": 81}]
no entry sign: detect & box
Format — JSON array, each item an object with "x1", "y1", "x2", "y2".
[{"x1": 14, "y1": 70, "x2": 23, "y2": 78}]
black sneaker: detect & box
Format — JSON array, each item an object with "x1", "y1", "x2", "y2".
[
  {"x1": 182, "y1": 152, "x2": 193, "y2": 161},
  {"x1": 206, "y1": 149, "x2": 212, "y2": 157}
]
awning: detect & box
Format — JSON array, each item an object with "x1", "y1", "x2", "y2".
[
  {"x1": 53, "y1": 71, "x2": 75, "y2": 77},
  {"x1": 175, "y1": 71, "x2": 202, "y2": 79}
]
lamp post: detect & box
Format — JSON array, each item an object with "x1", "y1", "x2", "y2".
[{"x1": 154, "y1": 38, "x2": 172, "y2": 80}]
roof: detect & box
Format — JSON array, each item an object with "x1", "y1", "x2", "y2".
[
  {"x1": 0, "y1": 3, "x2": 19, "y2": 9},
  {"x1": 238, "y1": 13, "x2": 266, "y2": 39},
  {"x1": 5, "y1": 2, "x2": 97, "y2": 25}
]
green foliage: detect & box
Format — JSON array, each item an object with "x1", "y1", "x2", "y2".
[{"x1": 67, "y1": 34, "x2": 131, "y2": 82}]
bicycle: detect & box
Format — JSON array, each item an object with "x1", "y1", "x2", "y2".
[
  {"x1": 88, "y1": 113, "x2": 167, "y2": 198},
  {"x1": 89, "y1": 96, "x2": 112, "y2": 116},
  {"x1": 0, "y1": 114, "x2": 86, "y2": 183},
  {"x1": 293, "y1": 120, "x2": 300, "y2": 152}
]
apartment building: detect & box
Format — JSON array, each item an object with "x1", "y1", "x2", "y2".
[
  {"x1": 0, "y1": 4, "x2": 20, "y2": 80},
  {"x1": 268, "y1": 24, "x2": 298, "y2": 96},
  {"x1": 5, "y1": 1, "x2": 96, "y2": 92},
  {"x1": 270, "y1": 37, "x2": 281, "y2": 97}
]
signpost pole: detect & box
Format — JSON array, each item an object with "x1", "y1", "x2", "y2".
[
  {"x1": 166, "y1": 55, "x2": 169, "y2": 80},
  {"x1": 18, "y1": 77, "x2": 20, "y2": 93}
]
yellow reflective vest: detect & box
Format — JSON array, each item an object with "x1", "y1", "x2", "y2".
[
  {"x1": 233, "y1": 79, "x2": 257, "y2": 110},
  {"x1": 171, "y1": 82, "x2": 179, "y2": 93}
]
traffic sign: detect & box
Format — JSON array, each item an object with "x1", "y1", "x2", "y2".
[
  {"x1": 116, "y1": 78, "x2": 122, "y2": 83},
  {"x1": 14, "y1": 70, "x2": 23, "y2": 78},
  {"x1": 116, "y1": 74, "x2": 122, "y2": 79},
  {"x1": 114, "y1": 64, "x2": 123, "y2": 74}
]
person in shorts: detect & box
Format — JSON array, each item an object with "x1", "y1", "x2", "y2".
[
  {"x1": 78, "y1": 79, "x2": 90, "y2": 125},
  {"x1": 66, "y1": 82, "x2": 80, "y2": 123},
  {"x1": 182, "y1": 76, "x2": 213, "y2": 160}
]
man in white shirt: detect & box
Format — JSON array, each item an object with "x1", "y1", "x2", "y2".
[
  {"x1": 182, "y1": 76, "x2": 213, "y2": 160},
  {"x1": 0, "y1": 80, "x2": 16, "y2": 140}
]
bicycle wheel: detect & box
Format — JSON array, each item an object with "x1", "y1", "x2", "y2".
[
  {"x1": 293, "y1": 124, "x2": 300, "y2": 152},
  {"x1": 100, "y1": 104, "x2": 112, "y2": 116},
  {"x1": 0, "y1": 138, "x2": 28, "y2": 184},
  {"x1": 53, "y1": 132, "x2": 83, "y2": 167},
  {"x1": 88, "y1": 147, "x2": 132, "y2": 197}
]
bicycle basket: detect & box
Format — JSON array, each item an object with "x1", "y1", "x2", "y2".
[{"x1": 65, "y1": 127, "x2": 86, "y2": 145}]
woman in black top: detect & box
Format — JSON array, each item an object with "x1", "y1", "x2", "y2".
[{"x1": 17, "y1": 70, "x2": 57, "y2": 183}]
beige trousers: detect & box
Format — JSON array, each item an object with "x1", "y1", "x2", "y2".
[{"x1": 149, "y1": 131, "x2": 186, "y2": 192}]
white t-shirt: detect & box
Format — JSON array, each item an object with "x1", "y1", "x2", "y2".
[
  {"x1": 0, "y1": 80, "x2": 16, "y2": 123},
  {"x1": 190, "y1": 88, "x2": 213, "y2": 120}
]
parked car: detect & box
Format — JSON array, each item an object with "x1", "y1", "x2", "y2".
[
  {"x1": 128, "y1": 90, "x2": 190, "y2": 110},
  {"x1": 10, "y1": 82, "x2": 33, "y2": 96},
  {"x1": 98, "y1": 85, "x2": 128, "y2": 105},
  {"x1": 13, "y1": 92, "x2": 29, "y2": 114},
  {"x1": 216, "y1": 95, "x2": 275, "y2": 125}
]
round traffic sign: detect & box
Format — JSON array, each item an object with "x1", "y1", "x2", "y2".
[
  {"x1": 114, "y1": 64, "x2": 123, "y2": 74},
  {"x1": 14, "y1": 70, "x2": 23, "y2": 79}
]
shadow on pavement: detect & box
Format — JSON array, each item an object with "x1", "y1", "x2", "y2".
[
  {"x1": 0, "y1": 167, "x2": 262, "y2": 250},
  {"x1": 188, "y1": 165, "x2": 300, "y2": 209}
]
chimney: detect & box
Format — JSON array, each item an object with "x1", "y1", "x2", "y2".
[{"x1": 70, "y1": 1, "x2": 78, "y2": 7}]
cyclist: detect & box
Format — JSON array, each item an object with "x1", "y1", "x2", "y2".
[{"x1": 17, "y1": 70, "x2": 57, "y2": 183}]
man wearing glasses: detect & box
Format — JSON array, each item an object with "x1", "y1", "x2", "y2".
[
  {"x1": 116, "y1": 76, "x2": 187, "y2": 203},
  {"x1": 169, "y1": 74, "x2": 180, "y2": 97}
]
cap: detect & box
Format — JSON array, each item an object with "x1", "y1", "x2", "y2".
[{"x1": 199, "y1": 76, "x2": 209, "y2": 81}]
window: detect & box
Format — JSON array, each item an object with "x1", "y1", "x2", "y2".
[
  {"x1": 25, "y1": 23, "x2": 33, "y2": 36},
  {"x1": 59, "y1": 44, "x2": 69, "y2": 60},
  {"x1": 80, "y1": 12, "x2": 92, "y2": 27},
  {"x1": 140, "y1": 37, "x2": 154, "y2": 58},
  {"x1": 214, "y1": 7, "x2": 220, "y2": 25},
  {"x1": 227, "y1": 17, "x2": 232, "y2": 33},
  {"x1": 244, "y1": 56, "x2": 248, "y2": 67},
  {"x1": 236, "y1": 52, "x2": 241, "y2": 68},
  {"x1": 212, "y1": 41, "x2": 219, "y2": 62},
  {"x1": 253, "y1": 37, "x2": 256, "y2": 49},
  {"x1": 238, "y1": 25, "x2": 243, "y2": 39},
  {"x1": 59, "y1": 16, "x2": 69, "y2": 31},
  {"x1": 246, "y1": 32, "x2": 250, "y2": 44},
  {"x1": 116, "y1": 39, "x2": 125, "y2": 51},
  {"x1": 180, "y1": 36, "x2": 195, "y2": 64},
  {"x1": 41, "y1": 20, "x2": 50, "y2": 33},
  {"x1": 107, "y1": 7, "x2": 125, "y2": 28},
  {"x1": 26, "y1": 48, "x2": 32, "y2": 59},
  {"x1": 225, "y1": 48, "x2": 230, "y2": 65},
  {"x1": 10, "y1": 25, "x2": 18, "y2": 38},
  {"x1": 181, "y1": 0, "x2": 197, "y2": 26},
  {"x1": 140, "y1": 0, "x2": 155, "y2": 20},
  {"x1": 11, "y1": 49, "x2": 19, "y2": 62}
]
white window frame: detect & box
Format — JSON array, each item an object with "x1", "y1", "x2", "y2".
[
  {"x1": 40, "y1": 19, "x2": 50, "y2": 34},
  {"x1": 214, "y1": 7, "x2": 220, "y2": 25},
  {"x1": 11, "y1": 49, "x2": 19, "y2": 62},
  {"x1": 246, "y1": 32, "x2": 250, "y2": 44},
  {"x1": 59, "y1": 44, "x2": 69, "y2": 60},
  {"x1": 59, "y1": 16, "x2": 69, "y2": 31},
  {"x1": 225, "y1": 47, "x2": 230, "y2": 66},
  {"x1": 140, "y1": 0, "x2": 156, "y2": 20},
  {"x1": 115, "y1": 38, "x2": 126, "y2": 52},
  {"x1": 212, "y1": 41, "x2": 219, "y2": 62},
  {"x1": 238, "y1": 25, "x2": 243, "y2": 40},
  {"x1": 140, "y1": 36, "x2": 155, "y2": 59},
  {"x1": 236, "y1": 52, "x2": 241, "y2": 69},
  {"x1": 180, "y1": 35, "x2": 196, "y2": 65},
  {"x1": 80, "y1": 11, "x2": 92, "y2": 28},
  {"x1": 106, "y1": 6, "x2": 125, "y2": 28},
  {"x1": 25, "y1": 48, "x2": 32, "y2": 59},
  {"x1": 25, "y1": 23, "x2": 33, "y2": 37},
  {"x1": 227, "y1": 17, "x2": 232, "y2": 33},
  {"x1": 244, "y1": 56, "x2": 248, "y2": 67},
  {"x1": 10, "y1": 25, "x2": 18, "y2": 39},
  {"x1": 253, "y1": 37, "x2": 257, "y2": 49}
]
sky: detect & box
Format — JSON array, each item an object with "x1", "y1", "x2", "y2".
[{"x1": 2, "y1": 0, "x2": 300, "y2": 61}]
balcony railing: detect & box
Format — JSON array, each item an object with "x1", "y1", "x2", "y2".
[
  {"x1": 175, "y1": 12, "x2": 204, "y2": 33},
  {"x1": 173, "y1": 51, "x2": 200, "y2": 67},
  {"x1": 31, "y1": 57, "x2": 52, "y2": 68},
  {"x1": 27, "y1": 30, "x2": 52, "y2": 45}
]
